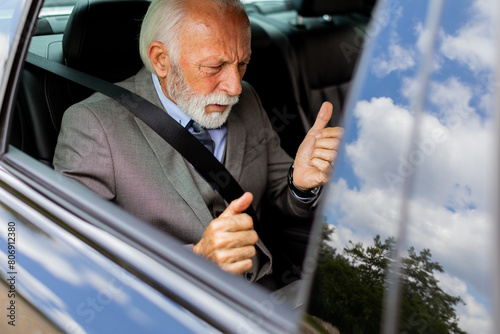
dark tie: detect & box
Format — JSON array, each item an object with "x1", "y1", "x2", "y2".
[{"x1": 187, "y1": 120, "x2": 215, "y2": 154}]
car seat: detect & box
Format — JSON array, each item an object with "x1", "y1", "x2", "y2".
[
  {"x1": 247, "y1": 0, "x2": 374, "y2": 131},
  {"x1": 13, "y1": 0, "x2": 151, "y2": 166}
]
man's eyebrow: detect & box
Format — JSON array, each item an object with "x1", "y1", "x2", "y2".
[{"x1": 199, "y1": 54, "x2": 251, "y2": 65}]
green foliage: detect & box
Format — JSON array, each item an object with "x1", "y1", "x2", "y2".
[{"x1": 307, "y1": 226, "x2": 466, "y2": 334}]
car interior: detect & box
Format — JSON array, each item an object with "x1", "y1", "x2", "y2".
[{"x1": 11, "y1": 0, "x2": 377, "y2": 288}]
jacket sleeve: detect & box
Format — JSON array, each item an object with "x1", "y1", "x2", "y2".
[{"x1": 53, "y1": 103, "x2": 116, "y2": 201}]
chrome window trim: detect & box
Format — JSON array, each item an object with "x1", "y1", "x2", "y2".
[
  {"x1": 494, "y1": 0, "x2": 500, "y2": 329},
  {"x1": 381, "y1": 0, "x2": 446, "y2": 333},
  {"x1": 38, "y1": 6, "x2": 74, "y2": 17}
]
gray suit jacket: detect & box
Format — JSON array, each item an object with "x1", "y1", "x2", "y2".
[{"x1": 53, "y1": 68, "x2": 316, "y2": 281}]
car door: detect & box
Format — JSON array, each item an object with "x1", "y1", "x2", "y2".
[{"x1": 0, "y1": 0, "x2": 303, "y2": 333}]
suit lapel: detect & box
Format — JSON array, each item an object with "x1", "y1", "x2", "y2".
[
  {"x1": 132, "y1": 69, "x2": 214, "y2": 228},
  {"x1": 224, "y1": 107, "x2": 247, "y2": 182}
]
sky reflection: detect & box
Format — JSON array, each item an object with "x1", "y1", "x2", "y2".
[{"x1": 321, "y1": 0, "x2": 498, "y2": 332}]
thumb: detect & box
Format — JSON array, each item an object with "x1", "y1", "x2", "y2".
[
  {"x1": 219, "y1": 192, "x2": 253, "y2": 218},
  {"x1": 309, "y1": 102, "x2": 333, "y2": 133}
]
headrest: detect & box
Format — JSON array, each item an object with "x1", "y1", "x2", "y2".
[
  {"x1": 63, "y1": 0, "x2": 151, "y2": 83},
  {"x1": 291, "y1": 0, "x2": 366, "y2": 17}
]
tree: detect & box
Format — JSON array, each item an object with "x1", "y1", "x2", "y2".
[
  {"x1": 307, "y1": 227, "x2": 466, "y2": 333},
  {"x1": 399, "y1": 247, "x2": 466, "y2": 334}
]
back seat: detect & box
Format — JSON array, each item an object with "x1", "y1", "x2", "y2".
[
  {"x1": 13, "y1": 0, "x2": 150, "y2": 166},
  {"x1": 246, "y1": 0, "x2": 373, "y2": 135}
]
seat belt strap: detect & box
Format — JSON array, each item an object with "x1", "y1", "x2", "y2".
[{"x1": 25, "y1": 52, "x2": 261, "y2": 231}]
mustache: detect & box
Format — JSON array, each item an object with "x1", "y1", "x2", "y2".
[{"x1": 201, "y1": 91, "x2": 239, "y2": 106}]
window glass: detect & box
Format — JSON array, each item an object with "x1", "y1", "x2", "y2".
[
  {"x1": 407, "y1": 0, "x2": 498, "y2": 332},
  {"x1": 308, "y1": 0, "x2": 499, "y2": 332},
  {"x1": 39, "y1": 0, "x2": 78, "y2": 17},
  {"x1": 42, "y1": 0, "x2": 78, "y2": 5},
  {"x1": 0, "y1": 0, "x2": 27, "y2": 81}
]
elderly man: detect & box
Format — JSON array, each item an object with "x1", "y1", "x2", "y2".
[{"x1": 53, "y1": 0, "x2": 343, "y2": 283}]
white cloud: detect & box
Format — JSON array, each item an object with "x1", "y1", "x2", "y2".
[
  {"x1": 372, "y1": 41, "x2": 416, "y2": 77},
  {"x1": 0, "y1": 32, "x2": 9, "y2": 80},
  {"x1": 435, "y1": 271, "x2": 493, "y2": 334},
  {"x1": 325, "y1": 93, "x2": 495, "y2": 331},
  {"x1": 456, "y1": 294, "x2": 493, "y2": 334},
  {"x1": 428, "y1": 77, "x2": 475, "y2": 118},
  {"x1": 345, "y1": 97, "x2": 413, "y2": 191},
  {"x1": 440, "y1": 0, "x2": 498, "y2": 72}
]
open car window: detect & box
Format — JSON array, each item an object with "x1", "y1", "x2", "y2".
[
  {"x1": 1, "y1": 0, "x2": 320, "y2": 332},
  {"x1": 1, "y1": 0, "x2": 381, "y2": 332}
]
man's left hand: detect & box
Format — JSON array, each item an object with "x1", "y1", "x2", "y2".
[{"x1": 293, "y1": 102, "x2": 344, "y2": 191}]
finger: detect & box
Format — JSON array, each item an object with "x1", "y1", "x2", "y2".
[
  {"x1": 311, "y1": 148, "x2": 337, "y2": 163},
  {"x1": 202, "y1": 213, "x2": 254, "y2": 257},
  {"x1": 221, "y1": 258, "x2": 254, "y2": 275},
  {"x1": 214, "y1": 229, "x2": 258, "y2": 248},
  {"x1": 309, "y1": 102, "x2": 333, "y2": 133},
  {"x1": 210, "y1": 213, "x2": 254, "y2": 234},
  {"x1": 317, "y1": 126, "x2": 344, "y2": 139},
  {"x1": 309, "y1": 158, "x2": 332, "y2": 174},
  {"x1": 213, "y1": 245, "x2": 256, "y2": 274},
  {"x1": 219, "y1": 192, "x2": 254, "y2": 218},
  {"x1": 213, "y1": 245, "x2": 256, "y2": 264},
  {"x1": 314, "y1": 137, "x2": 341, "y2": 151},
  {"x1": 225, "y1": 229, "x2": 259, "y2": 246}
]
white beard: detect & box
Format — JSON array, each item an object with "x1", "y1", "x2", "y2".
[{"x1": 166, "y1": 64, "x2": 239, "y2": 129}]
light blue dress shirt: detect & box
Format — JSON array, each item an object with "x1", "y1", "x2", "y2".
[{"x1": 152, "y1": 74, "x2": 227, "y2": 162}]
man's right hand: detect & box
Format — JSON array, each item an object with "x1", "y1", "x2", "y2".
[{"x1": 193, "y1": 192, "x2": 258, "y2": 275}]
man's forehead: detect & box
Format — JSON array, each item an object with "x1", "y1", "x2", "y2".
[
  {"x1": 179, "y1": 7, "x2": 250, "y2": 48},
  {"x1": 181, "y1": 0, "x2": 249, "y2": 33}
]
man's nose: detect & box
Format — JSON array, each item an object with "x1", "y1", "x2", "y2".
[{"x1": 220, "y1": 65, "x2": 243, "y2": 96}]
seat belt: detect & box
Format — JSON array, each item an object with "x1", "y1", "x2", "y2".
[{"x1": 25, "y1": 52, "x2": 262, "y2": 232}]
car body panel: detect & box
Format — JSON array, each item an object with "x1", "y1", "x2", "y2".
[
  {"x1": 0, "y1": 175, "x2": 205, "y2": 333},
  {"x1": 0, "y1": 145, "x2": 300, "y2": 334}
]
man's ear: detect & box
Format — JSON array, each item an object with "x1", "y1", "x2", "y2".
[{"x1": 148, "y1": 41, "x2": 170, "y2": 78}]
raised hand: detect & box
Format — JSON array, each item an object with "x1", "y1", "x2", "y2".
[
  {"x1": 193, "y1": 192, "x2": 258, "y2": 275},
  {"x1": 292, "y1": 102, "x2": 344, "y2": 191}
]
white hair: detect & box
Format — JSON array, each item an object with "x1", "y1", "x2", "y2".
[{"x1": 139, "y1": 0, "x2": 248, "y2": 73}]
